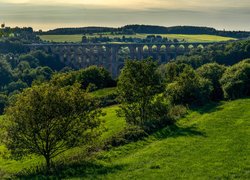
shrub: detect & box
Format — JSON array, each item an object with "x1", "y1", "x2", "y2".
[
  {"x1": 220, "y1": 59, "x2": 250, "y2": 99},
  {"x1": 157, "y1": 62, "x2": 190, "y2": 83},
  {"x1": 166, "y1": 66, "x2": 213, "y2": 105},
  {"x1": 197, "y1": 63, "x2": 226, "y2": 100},
  {"x1": 76, "y1": 66, "x2": 116, "y2": 89},
  {"x1": 104, "y1": 125, "x2": 148, "y2": 148}
]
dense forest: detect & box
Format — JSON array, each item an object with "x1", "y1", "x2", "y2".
[{"x1": 40, "y1": 25, "x2": 250, "y2": 38}]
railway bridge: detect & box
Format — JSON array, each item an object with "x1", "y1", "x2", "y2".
[{"x1": 28, "y1": 42, "x2": 223, "y2": 77}]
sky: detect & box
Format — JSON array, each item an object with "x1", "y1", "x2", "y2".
[{"x1": 0, "y1": 0, "x2": 249, "y2": 31}]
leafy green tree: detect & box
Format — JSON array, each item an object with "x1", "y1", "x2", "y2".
[
  {"x1": 0, "y1": 59, "x2": 13, "y2": 90},
  {"x1": 175, "y1": 55, "x2": 206, "y2": 69},
  {"x1": 6, "y1": 80, "x2": 28, "y2": 94},
  {"x1": 117, "y1": 59, "x2": 166, "y2": 131},
  {"x1": 19, "y1": 54, "x2": 39, "y2": 68},
  {"x1": 76, "y1": 66, "x2": 115, "y2": 89},
  {"x1": 197, "y1": 63, "x2": 226, "y2": 100},
  {"x1": 50, "y1": 71, "x2": 77, "y2": 87},
  {"x1": 166, "y1": 66, "x2": 213, "y2": 105},
  {"x1": 0, "y1": 94, "x2": 8, "y2": 114},
  {"x1": 5, "y1": 83, "x2": 104, "y2": 173},
  {"x1": 36, "y1": 66, "x2": 54, "y2": 80},
  {"x1": 220, "y1": 59, "x2": 250, "y2": 99},
  {"x1": 30, "y1": 50, "x2": 64, "y2": 71},
  {"x1": 157, "y1": 62, "x2": 190, "y2": 83}
]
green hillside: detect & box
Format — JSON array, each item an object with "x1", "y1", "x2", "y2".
[
  {"x1": 39, "y1": 34, "x2": 236, "y2": 43},
  {"x1": 76, "y1": 98, "x2": 250, "y2": 179},
  {"x1": 0, "y1": 98, "x2": 249, "y2": 179}
]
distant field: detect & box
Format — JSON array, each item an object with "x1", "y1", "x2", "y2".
[{"x1": 39, "y1": 34, "x2": 236, "y2": 43}]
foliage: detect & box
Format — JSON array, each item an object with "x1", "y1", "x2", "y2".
[
  {"x1": 197, "y1": 63, "x2": 226, "y2": 100},
  {"x1": 174, "y1": 40, "x2": 250, "y2": 68},
  {"x1": 0, "y1": 59, "x2": 13, "y2": 90},
  {"x1": 91, "y1": 88, "x2": 118, "y2": 107},
  {"x1": 157, "y1": 62, "x2": 190, "y2": 83},
  {"x1": 51, "y1": 66, "x2": 115, "y2": 90},
  {"x1": 175, "y1": 55, "x2": 206, "y2": 69},
  {"x1": 19, "y1": 54, "x2": 39, "y2": 68},
  {"x1": 117, "y1": 59, "x2": 172, "y2": 131},
  {"x1": 104, "y1": 125, "x2": 148, "y2": 148},
  {"x1": 29, "y1": 51, "x2": 64, "y2": 71},
  {"x1": 0, "y1": 94, "x2": 8, "y2": 114},
  {"x1": 4, "y1": 83, "x2": 104, "y2": 172},
  {"x1": 76, "y1": 66, "x2": 115, "y2": 89},
  {"x1": 166, "y1": 66, "x2": 213, "y2": 105},
  {"x1": 5, "y1": 80, "x2": 28, "y2": 95},
  {"x1": 220, "y1": 59, "x2": 250, "y2": 99}
]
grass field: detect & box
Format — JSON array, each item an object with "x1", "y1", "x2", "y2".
[
  {"x1": 90, "y1": 87, "x2": 117, "y2": 98},
  {"x1": 39, "y1": 34, "x2": 236, "y2": 43},
  {"x1": 0, "y1": 98, "x2": 249, "y2": 179}
]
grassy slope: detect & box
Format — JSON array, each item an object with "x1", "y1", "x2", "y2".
[
  {"x1": 39, "y1": 34, "x2": 236, "y2": 43},
  {"x1": 76, "y1": 98, "x2": 250, "y2": 179},
  {"x1": 0, "y1": 105, "x2": 124, "y2": 178},
  {"x1": 0, "y1": 99, "x2": 249, "y2": 179}
]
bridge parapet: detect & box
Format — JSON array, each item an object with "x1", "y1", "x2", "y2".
[{"x1": 27, "y1": 42, "x2": 226, "y2": 77}]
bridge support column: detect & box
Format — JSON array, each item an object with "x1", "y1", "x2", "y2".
[
  {"x1": 129, "y1": 46, "x2": 136, "y2": 60},
  {"x1": 137, "y1": 46, "x2": 144, "y2": 60}
]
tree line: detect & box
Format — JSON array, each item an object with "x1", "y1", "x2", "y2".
[{"x1": 40, "y1": 24, "x2": 250, "y2": 38}]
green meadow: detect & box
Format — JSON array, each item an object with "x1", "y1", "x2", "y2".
[
  {"x1": 39, "y1": 34, "x2": 236, "y2": 43},
  {"x1": 0, "y1": 98, "x2": 249, "y2": 179}
]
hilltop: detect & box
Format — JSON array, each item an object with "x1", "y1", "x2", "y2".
[{"x1": 39, "y1": 24, "x2": 250, "y2": 39}]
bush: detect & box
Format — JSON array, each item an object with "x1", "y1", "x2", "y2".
[
  {"x1": 166, "y1": 66, "x2": 213, "y2": 105},
  {"x1": 104, "y1": 125, "x2": 148, "y2": 148},
  {"x1": 220, "y1": 59, "x2": 250, "y2": 99},
  {"x1": 76, "y1": 66, "x2": 116, "y2": 89},
  {"x1": 157, "y1": 63, "x2": 190, "y2": 83},
  {"x1": 197, "y1": 63, "x2": 226, "y2": 100}
]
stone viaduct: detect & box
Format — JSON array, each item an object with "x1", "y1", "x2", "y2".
[{"x1": 28, "y1": 42, "x2": 223, "y2": 77}]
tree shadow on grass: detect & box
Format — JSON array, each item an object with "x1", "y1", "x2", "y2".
[
  {"x1": 191, "y1": 101, "x2": 224, "y2": 115},
  {"x1": 153, "y1": 124, "x2": 206, "y2": 140},
  {"x1": 152, "y1": 101, "x2": 228, "y2": 140},
  {"x1": 15, "y1": 160, "x2": 126, "y2": 179}
]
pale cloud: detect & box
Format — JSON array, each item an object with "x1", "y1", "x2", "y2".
[
  {"x1": 2, "y1": 0, "x2": 249, "y2": 9},
  {"x1": 0, "y1": 0, "x2": 249, "y2": 30}
]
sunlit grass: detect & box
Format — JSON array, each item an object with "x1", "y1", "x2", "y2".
[
  {"x1": 0, "y1": 98, "x2": 249, "y2": 179},
  {"x1": 90, "y1": 87, "x2": 117, "y2": 99},
  {"x1": 39, "y1": 34, "x2": 236, "y2": 43}
]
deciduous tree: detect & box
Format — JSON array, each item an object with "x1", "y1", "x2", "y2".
[{"x1": 5, "y1": 83, "x2": 104, "y2": 173}]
